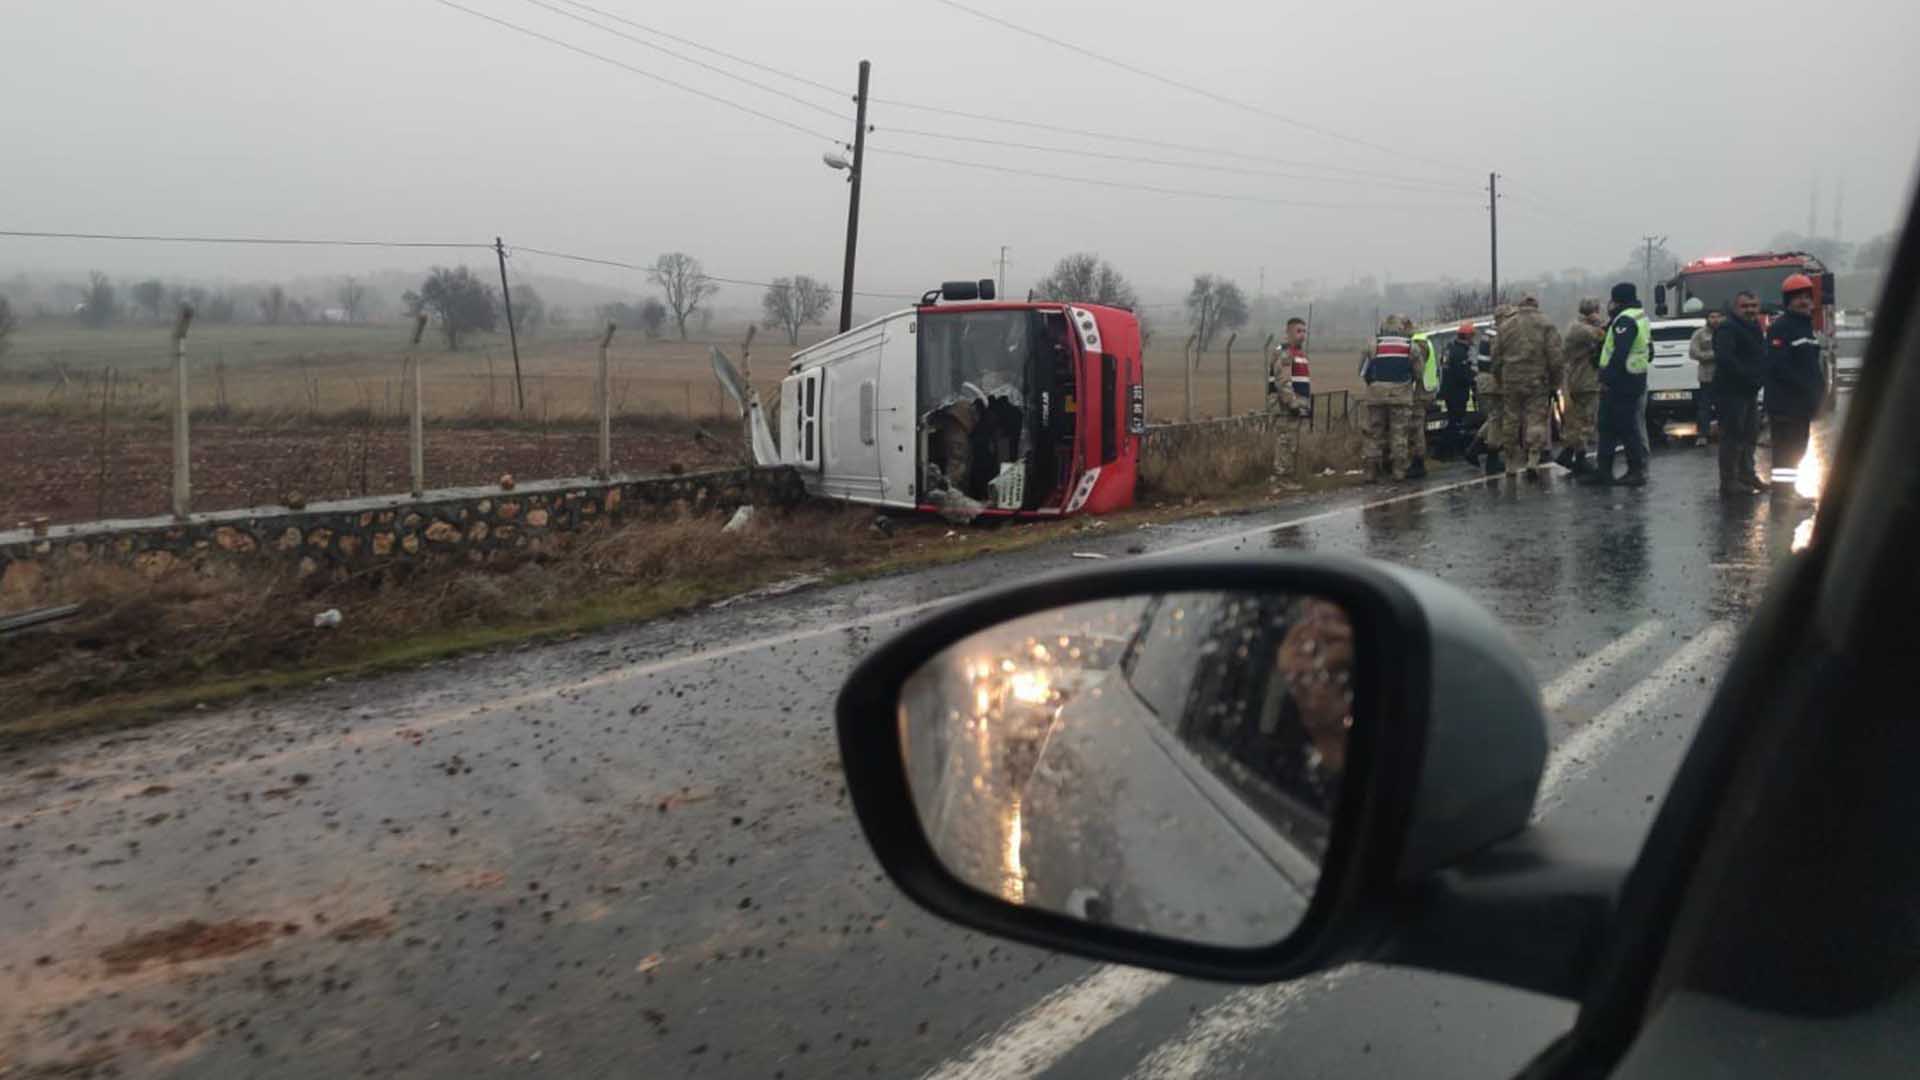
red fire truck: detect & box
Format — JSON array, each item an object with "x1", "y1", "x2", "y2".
[
  {"x1": 715, "y1": 279, "x2": 1144, "y2": 520},
  {"x1": 1654, "y1": 251, "x2": 1838, "y2": 400}
]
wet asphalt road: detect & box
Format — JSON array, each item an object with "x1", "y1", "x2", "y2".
[{"x1": 0, "y1": 421, "x2": 1831, "y2": 1079}]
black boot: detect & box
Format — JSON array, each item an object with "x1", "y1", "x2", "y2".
[
  {"x1": 1403, "y1": 457, "x2": 1427, "y2": 480},
  {"x1": 1483, "y1": 450, "x2": 1505, "y2": 476},
  {"x1": 1579, "y1": 457, "x2": 1613, "y2": 486},
  {"x1": 1463, "y1": 436, "x2": 1483, "y2": 467},
  {"x1": 1569, "y1": 451, "x2": 1591, "y2": 476},
  {"x1": 1554, "y1": 447, "x2": 1577, "y2": 471},
  {"x1": 1615, "y1": 470, "x2": 1648, "y2": 488}
]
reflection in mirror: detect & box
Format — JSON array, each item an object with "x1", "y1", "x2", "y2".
[{"x1": 899, "y1": 591, "x2": 1355, "y2": 948}]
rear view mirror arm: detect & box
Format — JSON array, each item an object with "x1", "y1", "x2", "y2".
[{"x1": 1369, "y1": 826, "x2": 1628, "y2": 1001}]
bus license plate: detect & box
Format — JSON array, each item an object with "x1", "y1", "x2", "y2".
[
  {"x1": 1651, "y1": 390, "x2": 1691, "y2": 402},
  {"x1": 1128, "y1": 385, "x2": 1145, "y2": 434}
]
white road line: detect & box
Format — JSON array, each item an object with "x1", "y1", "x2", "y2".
[
  {"x1": 1532, "y1": 621, "x2": 1736, "y2": 820},
  {"x1": 1127, "y1": 970, "x2": 1352, "y2": 1080},
  {"x1": 1540, "y1": 619, "x2": 1667, "y2": 711},
  {"x1": 925, "y1": 614, "x2": 1667, "y2": 1080},
  {"x1": 923, "y1": 966, "x2": 1176, "y2": 1080}
]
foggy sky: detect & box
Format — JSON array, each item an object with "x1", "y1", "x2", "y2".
[{"x1": 7, "y1": 0, "x2": 1919, "y2": 311}]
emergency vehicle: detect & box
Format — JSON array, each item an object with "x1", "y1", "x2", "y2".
[
  {"x1": 714, "y1": 279, "x2": 1144, "y2": 520},
  {"x1": 1654, "y1": 251, "x2": 1839, "y2": 406}
]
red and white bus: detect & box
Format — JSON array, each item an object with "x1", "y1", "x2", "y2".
[{"x1": 719, "y1": 279, "x2": 1144, "y2": 519}]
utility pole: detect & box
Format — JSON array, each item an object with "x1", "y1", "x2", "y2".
[
  {"x1": 838, "y1": 60, "x2": 871, "y2": 333},
  {"x1": 1487, "y1": 172, "x2": 1500, "y2": 311},
  {"x1": 1642, "y1": 234, "x2": 1668, "y2": 307},
  {"x1": 494, "y1": 237, "x2": 525, "y2": 413},
  {"x1": 170, "y1": 303, "x2": 195, "y2": 521},
  {"x1": 997, "y1": 245, "x2": 1010, "y2": 299}
]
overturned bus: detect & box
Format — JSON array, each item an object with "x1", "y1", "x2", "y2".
[{"x1": 716, "y1": 280, "x2": 1144, "y2": 520}]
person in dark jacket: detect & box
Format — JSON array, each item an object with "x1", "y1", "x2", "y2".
[
  {"x1": 1580, "y1": 282, "x2": 1652, "y2": 487},
  {"x1": 1711, "y1": 291, "x2": 1768, "y2": 495},
  {"x1": 1765, "y1": 275, "x2": 1826, "y2": 488}
]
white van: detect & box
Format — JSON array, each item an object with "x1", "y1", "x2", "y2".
[{"x1": 1645, "y1": 317, "x2": 1706, "y2": 431}]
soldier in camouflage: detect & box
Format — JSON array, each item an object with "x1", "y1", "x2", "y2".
[
  {"x1": 1493, "y1": 293, "x2": 1563, "y2": 475},
  {"x1": 1466, "y1": 305, "x2": 1516, "y2": 474},
  {"x1": 1267, "y1": 320, "x2": 1311, "y2": 479},
  {"x1": 1556, "y1": 299, "x2": 1607, "y2": 476},
  {"x1": 1358, "y1": 314, "x2": 1419, "y2": 480}
]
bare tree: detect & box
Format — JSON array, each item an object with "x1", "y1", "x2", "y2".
[
  {"x1": 1185, "y1": 274, "x2": 1249, "y2": 352},
  {"x1": 648, "y1": 252, "x2": 718, "y2": 341},
  {"x1": 1032, "y1": 253, "x2": 1140, "y2": 309},
  {"x1": 131, "y1": 279, "x2": 166, "y2": 320},
  {"x1": 259, "y1": 285, "x2": 288, "y2": 325},
  {"x1": 760, "y1": 275, "x2": 835, "y2": 345},
  {"x1": 638, "y1": 297, "x2": 667, "y2": 340},
  {"x1": 78, "y1": 271, "x2": 117, "y2": 328},
  {"x1": 403, "y1": 266, "x2": 499, "y2": 351},
  {"x1": 0, "y1": 294, "x2": 16, "y2": 365},
  {"x1": 337, "y1": 277, "x2": 366, "y2": 323}
]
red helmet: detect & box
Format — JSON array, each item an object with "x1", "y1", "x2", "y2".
[
  {"x1": 1781, "y1": 272, "x2": 1815, "y2": 297},
  {"x1": 1456, "y1": 321, "x2": 1476, "y2": 337}
]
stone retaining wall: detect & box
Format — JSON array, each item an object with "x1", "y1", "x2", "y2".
[{"x1": 0, "y1": 467, "x2": 804, "y2": 592}]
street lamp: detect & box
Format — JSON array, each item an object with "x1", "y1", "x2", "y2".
[{"x1": 822, "y1": 151, "x2": 854, "y2": 174}]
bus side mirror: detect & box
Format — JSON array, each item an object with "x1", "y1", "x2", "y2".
[
  {"x1": 1654, "y1": 284, "x2": 1668, "y2": 317},
  {"x1": 1821, "y1": 272, "x2": 1837, "y2": 307}
]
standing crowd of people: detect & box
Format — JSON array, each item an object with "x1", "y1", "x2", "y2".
[{"x1": 1261, "y1": 274, "x2": 1828, "y2": 495}]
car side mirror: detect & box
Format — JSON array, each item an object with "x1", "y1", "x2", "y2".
[
  {"x1": 1654, "y1": 284, "x2": 1669, "y2": 317},
  {"x1": 834, "y1": 556, "x2": 1555, "y2": 984}
]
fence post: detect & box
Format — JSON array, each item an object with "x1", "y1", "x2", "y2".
[
  {"x1": 408, "y1": 313, "x2": 428, "y2": 497},
  {"x1": 1223, "y1": 332, "x2": 1237, "y2": 417},
  {"x1": 170, "y1": 304, "x2": 195, "y2": 520},
  {"x1": 1182, "y1": 334, "x2": 1196, "y2": 423},
  {"x1": 598, "y1": 321, "x2": 617, "y2": 480}
]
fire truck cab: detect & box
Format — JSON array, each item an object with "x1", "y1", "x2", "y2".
[
  {"x1": 721, "y1": 280, "x2": 1145, "y2": 520},
  {"x1": 1655, "y1": 251, "x2": 1839, "y2": 403}
]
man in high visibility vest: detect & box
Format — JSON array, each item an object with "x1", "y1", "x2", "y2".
[{"x1": 1580, "y1": 282, "x2": 1652, "y2": 487}]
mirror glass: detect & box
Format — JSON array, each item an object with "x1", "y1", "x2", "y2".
[{"x1": 898, "y1": 591, "x2": 1355, "y2": 947}]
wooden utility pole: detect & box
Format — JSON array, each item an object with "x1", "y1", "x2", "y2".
[
  {"x1": 1488, "y1": 172, "x2": 1501, "y2": 310},
  {"x1": 494, "y1": 237, "x2": 525, "y2": 413},
  {"x1": 408, "y1": 313, "x2": 428, "y2": 497},
  {"x1": 838, "y1": 60, "x2": 871, "y2": 333},
  {"x1": 597, "y1": 321, "x2": 617, "y2": 480},
  {"x1": 1642, "y1": 234, "x2": 1668, "y2": 308},
  {"x1": 170, "y1": 304, "x2": 195, "y2": 520},
  {"x1": 1223, "y1": 332, "x2": 1237, "y2": 417}
]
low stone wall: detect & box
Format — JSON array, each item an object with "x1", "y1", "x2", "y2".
[{"x1": 0, "y1": 467, "x2": 805, "y2": 591}]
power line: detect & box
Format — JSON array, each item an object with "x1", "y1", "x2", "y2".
[
  {"x1": 879, "y1": 126, "x2": 1480, "y2": 194},
  {"x1": 428, "y1": 0, "x2": 845, "y2": 145},
  {"x1": 0, "y1": 228, "x2": 489, "y2": 249},
  {"x1": 872, "y1": 97, "x2": 1477, "y2": 192},
  {"x1": 869, "y1": 147, "x2": 1479, "y2": 211},
  {"x1": 929, "y1": 0, "x2": 1430, "y2": 167},
  {"x1": 515, "y1": 0, "x2": 848, "y2": 121},
  {"x1": 547, "y1": 0, "x2": 845, "y2": 97},
  {"x1": 510, "y1": 244, "x2": 922, "y2": 301}
]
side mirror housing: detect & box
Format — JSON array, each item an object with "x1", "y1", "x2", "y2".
[
  {"x1": 1654, "y1": 283, "x2": 1669, "y2": 317},
  {"x1": 834, "y1": 556, "x2": 1554, "y2": 985}
]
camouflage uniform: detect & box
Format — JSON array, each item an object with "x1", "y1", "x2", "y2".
[
  {"x1": 1359, "y1": 316, "x2": 1417, "y2": 478},
  {"x1": 1560, "y1": 313, "x2": 1606, "y2": 453},
  {"x1": 1267, "y1": 347, "x2": 1307, "y2": 478},
  {"x1": 1493, "y1": 300, "x2": 1564, "y2": 468},
  {"x1": 1474, "y1": 305, "x2": 1517, "y2": 453}
]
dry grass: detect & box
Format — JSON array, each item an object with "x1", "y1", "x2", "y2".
[{"x1": 0, "y1": 505, "x2": 874, "y2": 725}]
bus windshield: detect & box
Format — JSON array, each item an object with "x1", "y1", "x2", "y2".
[{"x1": 917, "y1": 308, "x2": 1077, "y2": 513}]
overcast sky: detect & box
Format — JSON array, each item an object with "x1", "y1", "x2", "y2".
[{"x1": 7, "y1": 0, "x2": 1919, "y2": 308}]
